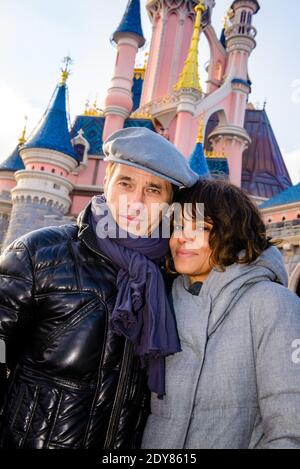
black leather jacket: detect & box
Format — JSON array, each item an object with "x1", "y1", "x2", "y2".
[{"x1": 0, "y1": 202, "x2": 151, "y2": 449}]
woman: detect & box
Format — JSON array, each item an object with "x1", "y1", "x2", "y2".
[{"x1": 142, "y1": 179, "x2": 300, "y2": 449}]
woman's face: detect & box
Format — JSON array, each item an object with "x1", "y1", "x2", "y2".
[{"x1": 169, "y1": 214, "x2": 214, "y2": 281}]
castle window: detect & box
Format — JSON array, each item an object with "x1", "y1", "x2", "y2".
[
  {"x1": 282, "y1": 216, "x2": 286, "y2": 221},
  {"x1": 52, "y1": 169, "x2": 55, "y2": 173},
  {"x1": 41, "y1": 166, "x2": 45, "y2": 171},
  {"x1": 32, "y1": 166, "x2": 35, "y2": 170},
  {"x1": 268, "y1": 219, "x2": 272, "y2": 223},
  {"x1": 74, "y1": 144, "x2": 85, "y2": 163},
  {"x1": 239, "y1": 10, "x2": 247, "y2": 34},
  {"x1": 53, "y1": 183, "x2": 61, "y2": 190},
  {"x1": 240, "y1": 11, "x2": 247, "y2": 23}
]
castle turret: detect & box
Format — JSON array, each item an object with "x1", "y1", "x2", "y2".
[
  {"x1": 3, "y1": 59, "x2": 78, "y2": 249},
  {"x1": 0, "y1": 125, "x2": 26, "y2": 249},
  {"x1": 207, "y1": 0, "x2": 259, "y2": 187},
  {"x1": 102, "y1": 0, "x2": 145, "y2": 140},
  {"x1": 140, "y1": 0, "x2": 200, "y2": 106},
  {"x1": 173, "y1": 2, "x2": 205, "y2": 156}
]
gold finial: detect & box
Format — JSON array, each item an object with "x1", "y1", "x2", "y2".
[
  {"x1": 133, "y1": 52, "x2": 149, "y2": 80},
  {"x1": 60, "y1": 56, "x2": 73, "y2": 85},
  {"x1": 83, "y1": 96, "x2": 104, "y2": 116},
  {"x1": 223, "y1": 7, "x2": 234, "y2": 32},
  {"x1": 174, "y1": 1, "x2": 206, "y2": 92},
  {"x1": 18, "y1": 115, "x2": 28, "y2": 145}
]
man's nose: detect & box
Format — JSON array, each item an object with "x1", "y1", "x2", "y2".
[{"x1": 127, "y1": 199, "x2": 145, "y2": 216}]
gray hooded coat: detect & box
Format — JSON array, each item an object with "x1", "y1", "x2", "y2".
[{"x1": 141, "y1": 246, "x2": 300, "y2": 449}]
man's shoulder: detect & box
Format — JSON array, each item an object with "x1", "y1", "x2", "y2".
[{"x1": 7, "y1": 223, "x2": 79, "y2": 254}]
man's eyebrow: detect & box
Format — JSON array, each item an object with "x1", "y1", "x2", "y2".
[
  {"x1": 116, "y1": 176, "x2": 164, "y2": 190},
  {"x1": 145, "y1": 182, "x2": 164, "y2": 190},
  {"x1": 116, "y1": 176, "x2": 134, "y2": 182}
]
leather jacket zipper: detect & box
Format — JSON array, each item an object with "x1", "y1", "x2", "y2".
[{"x1": 103, "y1": 339, "x2": 134, "y2": 449}]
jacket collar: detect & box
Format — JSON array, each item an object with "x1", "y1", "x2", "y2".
[{"x1": 76, "y1": 201, "x2": 114, "y2": 265}]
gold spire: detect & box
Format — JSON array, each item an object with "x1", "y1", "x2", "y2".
[
  {"x1": 174, "y1": 1, "x2": 206, "y2": 92},
  {"x1": 60, "y1": 56, "x2": 73, "y2": 85},
  {"x1": 18, "y1": 115, "x2": 28, "y2": 145}
]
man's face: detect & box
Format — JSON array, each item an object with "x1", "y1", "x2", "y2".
[{"x1": 104, "y1": 163, "x2": 173, "y2": 236}]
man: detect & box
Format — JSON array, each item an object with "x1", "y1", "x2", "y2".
[{"x1": 0, "y1": 127, "x2": 198, "y2": 449}]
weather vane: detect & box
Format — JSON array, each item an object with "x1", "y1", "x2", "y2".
[{"x1": 60, "y1": 56, "x2": 73, "y2": 85}]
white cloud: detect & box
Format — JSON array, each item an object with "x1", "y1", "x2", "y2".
[
  {"x1": 283, "y1": 147, "x2": 300, "y2": 185},
  {"x1": 0, "y1": 84, "x2": 42, "y2": 161}
]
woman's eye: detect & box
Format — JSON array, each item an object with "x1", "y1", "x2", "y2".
[{"x1": 119, "y1": 182, "x2": 130, "y2": 188}]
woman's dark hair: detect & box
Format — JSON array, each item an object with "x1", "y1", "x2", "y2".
[{"x1": 174, "y1": 178, "x2": 279, "y2": 269}]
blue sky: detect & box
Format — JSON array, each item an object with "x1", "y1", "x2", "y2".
[{"x1": 0, "y1": 0, "x2": 299, "y2": 183}]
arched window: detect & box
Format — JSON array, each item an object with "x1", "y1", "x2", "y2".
[
  {"x1": 74, "y1": 144, "x2": 85, "y2": 163},
  {"x1": 240, "y1": 10, "x2": 247, "y2": 23},
  {"x1": 239, "y1": 10, "x2": 247, "y2": 34}
]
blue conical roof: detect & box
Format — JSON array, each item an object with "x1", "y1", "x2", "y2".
[
  {"x1": 22, "y1": 83, "x2": 78, "y2": 163},
  {"x1": 113, "y1": 0, "x2": 145, "y2": 47},
  {"x1": 260, "y1": 183, "x2": 300, "y2": 209},
  {"x1": 0, "y1": 144, "x2": 25, "y2": 172},
  {"x1": 189, "y1": 142, "x2": 211, "y2": 179}
]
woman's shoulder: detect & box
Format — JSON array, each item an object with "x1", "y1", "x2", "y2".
[{"x1": 242, "y1": 280, "x2": 300, "y2": 329}]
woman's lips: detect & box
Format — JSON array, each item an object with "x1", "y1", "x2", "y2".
[{"x1": 175, "y1": 249, "x2": 198, "y2": 258}]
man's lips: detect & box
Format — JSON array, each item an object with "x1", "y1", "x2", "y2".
[{"x1": 175, "y1": 249, "x2": 198, "y2": 258}]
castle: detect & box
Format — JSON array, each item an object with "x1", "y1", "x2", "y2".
[{"x1": 0, "y1": 0, "x2": 299, "y2": 297}]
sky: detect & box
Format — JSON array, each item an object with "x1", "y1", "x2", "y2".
[{"x1": 0, "y1": 0, "x2": 300, "y2": 184}]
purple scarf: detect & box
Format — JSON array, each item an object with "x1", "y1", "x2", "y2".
[{"x1": 89, "y1": 195, "x2": 181, "y2": 399}]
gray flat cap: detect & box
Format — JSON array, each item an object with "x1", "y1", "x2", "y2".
[{"x1": 103, "y1": 127, "x2": 198, "y2": 188}]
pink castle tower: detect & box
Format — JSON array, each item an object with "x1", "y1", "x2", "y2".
[
  {"x1": 134, "y1": 0, "x2": 259, "y2": 187},
  {"x1": 102, "y1": 0, "x2": 146, "y2": 140}
]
